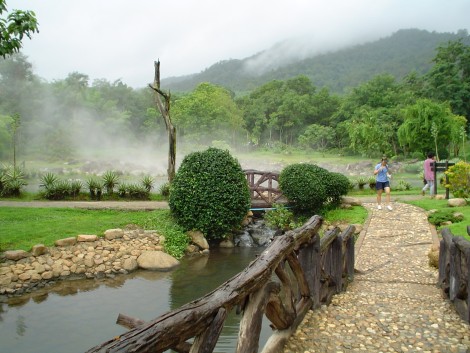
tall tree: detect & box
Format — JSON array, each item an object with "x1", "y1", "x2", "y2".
[
  {"x1": 424, "y1": 37, "x2": 470, "y2": 124},
  {"x1": 172, "y1": 82, "x2": 245, "y2": 146},
  {"x1": 0, "y1": 0, "x2": 38, "y2": 57},
  {"x1": 397, "y1": 98, "x2": 465, "y2": 157}
]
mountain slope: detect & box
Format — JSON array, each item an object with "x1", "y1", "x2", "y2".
[{"x1": 162, "y1": 28, "x2": 468, "y2": 94}]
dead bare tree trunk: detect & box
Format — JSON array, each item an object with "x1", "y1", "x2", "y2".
[{"x1": 149, "y1": 60, "x2": 176, "y2": 183}]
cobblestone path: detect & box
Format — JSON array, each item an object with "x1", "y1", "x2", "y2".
[{"x1": 284, "y1": 202, "x2": 469, "y2": 353}]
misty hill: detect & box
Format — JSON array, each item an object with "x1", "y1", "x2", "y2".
[{"x1": 162, "y1": 29, "x2": 468, "y2": 94}]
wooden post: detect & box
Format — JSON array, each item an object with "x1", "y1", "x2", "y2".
[
  {"x1": 445, "y1": 160, "x2": 450, "y2": 199},
  {"x1": 149, "y1": 60, "x2": 176, "y2": 183}
]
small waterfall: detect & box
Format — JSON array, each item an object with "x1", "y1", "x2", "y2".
[{"x1": 233, "y1": 218, "x2": 278, "y2": 247}]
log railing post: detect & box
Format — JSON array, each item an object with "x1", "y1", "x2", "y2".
[
  {"x1": 190, "y1": 308, "x2": 227, "y2": 353},
  {"x1": 237, "y1": 283, "x2": 278, "y2": 353},
  {"x1": 439, "y1": 229, "x2": 453, "y2": 292}
]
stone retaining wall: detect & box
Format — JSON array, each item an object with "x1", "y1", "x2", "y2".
[{"x1": 0, "y1": 227, "x2": 166, "y2": 296}]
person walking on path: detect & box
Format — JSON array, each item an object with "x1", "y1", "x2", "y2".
[
  {"x1": 422, "y1": 151, "x2": 436, "y2": 197},
  {"x1": 374, "y1": 156, "x2": 392, "y2": 210}
]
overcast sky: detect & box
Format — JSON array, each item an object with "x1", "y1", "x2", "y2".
[{"x1": 6, "y1": 0, "x2": 470, "y2": 88}]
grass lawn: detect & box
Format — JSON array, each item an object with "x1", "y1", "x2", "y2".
[
  {"x1": 405, "y1": 198, "x2": 470, "y2": 241},
  {"x1": 0, "y1": 207, "x2": 177, "y2": 252}
]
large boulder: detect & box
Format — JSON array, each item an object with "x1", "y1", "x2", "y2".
[
  {"x1": 4, "y1": 250, "x2": 30, "y2": 261},
  {"x1": 137, "y1": 251, "x2": 179, "y2": 271},
  {"x1": 187, "y1": 230, "x2": 209, "y2": 250},
  {"x1": 55, "y1": 237, "x2": 77, "y2": 247},
  {"x1": 448, "y1": 198, "x2": 467, "y2": 207},
  {"x1": 104, "y1": 229, "x2": 124, "y2": 240},
  {"x1": 341, "y1": 196, "x2": 362, "y2": 206},
  {"x1": 31, "y1": 244, "x2": 47, "y2": 256}
]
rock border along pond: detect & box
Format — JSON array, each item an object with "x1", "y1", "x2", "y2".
[{"x1": 0, "y1": 227, "x2": 189, "y2": 297}]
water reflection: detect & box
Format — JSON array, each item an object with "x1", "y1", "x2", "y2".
[{"x1": 0, "y1": 247, "x2": 270, "y2": 353}]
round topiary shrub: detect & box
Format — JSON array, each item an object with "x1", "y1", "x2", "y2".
[
  {"x1": 169, "y1": 147, "x2": 251, "y2": 240},
  {"x1": 279, "y1": 163, "x2": 328, "y2": 212},
  {"x1": 324, "y1": 172, "x2": 350, "y2": 206}
]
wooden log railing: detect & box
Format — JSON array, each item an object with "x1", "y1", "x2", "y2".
[
  {"x1": 86, "y1": 215, "x2": 356, "y2": 353},
  {"x1": 438, "y1": 227, "x2": 470, "y2": 323}
]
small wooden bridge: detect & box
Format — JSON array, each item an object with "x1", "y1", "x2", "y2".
[{"x1": 244, "y1": 170, "x2": 287, "y2": 209}]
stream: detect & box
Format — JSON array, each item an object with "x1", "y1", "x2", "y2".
[{"x1": 0, "y1": 246, "x2": 273, "y2": 353}]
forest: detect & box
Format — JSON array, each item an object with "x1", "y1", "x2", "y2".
[{"x1": 0, "y1": 30, "x2": 469, "y2": 167}]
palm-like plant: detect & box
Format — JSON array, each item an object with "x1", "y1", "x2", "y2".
[
  {"x1": 356, "y1": 176, "x2": 367, "y2": 190},
  {"x1": 140, "y1": 175, "x2": 154, "y2": 193},
  {"x1": 1, "y1": 165, "x2": 27, "y2": 197},
  {"x1": 102, "y1": 170, "x2": 119, "y2": 195},
  {"x1": 86, "y1": 177, "x2": 101, "y2": 199},
  {"x1": 40, "y1": 172, "x2": 58, "y2": 189}
]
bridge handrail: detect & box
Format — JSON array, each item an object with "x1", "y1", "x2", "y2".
[
  {"x1": 438, "y1": 227, "x2": 470, "y2": 323},
  {"x1": 86, "y1": 215, "x2": 355, "y2": 353},
  {"x1": 244, "y1": 169, "x2": 284, "y2": 207}
]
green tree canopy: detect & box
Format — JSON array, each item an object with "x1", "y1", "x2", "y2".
[
  {"x1": 397, "y1": 98, "x2": 465, "y2": 157},
  {"x1": 424, "y1": 37, "x2": 470, "y2": 123},
  {"x1": 0, "y1": 0, "x2": 38, "y2": 57},
  {"x1": 172, "y1": 82, "x2": 246, "y2": 147}
]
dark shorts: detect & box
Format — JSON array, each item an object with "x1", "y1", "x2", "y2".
[{"x1": 376, "y1": 181, "x2": 390, "y2": 190}]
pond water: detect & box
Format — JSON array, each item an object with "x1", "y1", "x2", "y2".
[{"x1": 0, "y1": 247, "x2": 271, "y2": 353}]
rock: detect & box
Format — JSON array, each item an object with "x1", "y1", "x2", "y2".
[
  {"x1": 452, "y1": 212, "x2": 464, "y2": 221},
  {"x1": 187, "y1": 230, "x2": 209, "y2": 250},
  {"x1": 31, "y1": 244, "x2": 47, "y2": 256},
  {"x1": 448, "y1": 198, "x2": 467, "y2": 207},
  {"x1": 137, "y1": 251, "x2": 180, "y2": 271},
  {"x1": 77, "y1": 234, "x2": 98, "y2": 242},
  {"x1": 104, "y1": 229, "x2": 124, "y2": 240},
  {"x1": 122, "y1": 258, "x2": 138, "y2": 271},
  {"x1": 341, "y1": 196, "x2": 362, "y2": 206},
  {"x1": 4, "y1": 250, "x2": 30, "y2": 261},
  {"x1": 41, "y1": 271, "x2": 53, "y2": 280},
  {"x1": 185, "y1": 244, "x2": 200, "y2": 254},
  {"x1": 0, "y1": 274, "x2": 12, "y2": 286},
  {"x1": 352, "y1": 224, "x2": 363, "y2": 234},
  {"x1": 55, "y1": 237, "x2": 77, "y2": 247},
  {"x1": 219, "y1": 239, "x2": 235, "y2": 248}
]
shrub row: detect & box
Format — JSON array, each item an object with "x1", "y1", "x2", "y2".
[{"x1": 39, "y1": 171, "x2": 155, "y2": 200}]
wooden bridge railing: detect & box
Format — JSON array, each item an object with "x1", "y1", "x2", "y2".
[
  {"x1": 438, "y1": 227, "x2": 470, "y2": 323},
  {"x1": 244, "y1": 169, "x2": 285, "y2": 208},
  {"x1": 86, "y1": 215, "x2": 356, "y2": 353}
]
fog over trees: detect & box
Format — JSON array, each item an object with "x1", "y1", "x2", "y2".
[{"x1": 0, "y1": 31, "x2": 469, "y2": 169}]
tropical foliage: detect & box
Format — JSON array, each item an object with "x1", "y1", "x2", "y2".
[{"x1": 0, "y1": 0, "x2": 39, "y2": 57}]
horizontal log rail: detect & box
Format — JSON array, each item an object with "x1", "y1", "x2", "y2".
[
  {"x1": 86, "y1": 215, "x2": 356, "y2": 353},
  {"x1": 244, "y1": 170, "x2": 285, "y2": 208},
  {"x1": 438, "y1": 227, "x2": 470, "y2": 323}
]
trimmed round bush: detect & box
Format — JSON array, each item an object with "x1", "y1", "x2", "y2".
[
  {"x1": 325, "y1": 172, "x2": 350, "y2": 206},
  {"x1": 169, "y1": 147, "x2": 250, "y2": 240},
  {"x1": 279, "y1": 163, "x2": 327, "y2": 212},
  {"x1": 279, "y1": 164, "x2": 350, "y2": 212}
]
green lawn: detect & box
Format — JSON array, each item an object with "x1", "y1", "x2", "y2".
[
  {"x1": 404, "y1": 198, "x2": 470, "y2": 240},
  {"x1": 0, "y1": 207, "x2": 174, "y2": 252}
]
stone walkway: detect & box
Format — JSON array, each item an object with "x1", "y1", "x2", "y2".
[{"x1": 284, "y1": 202, "x2": 470, "y2": 353}]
